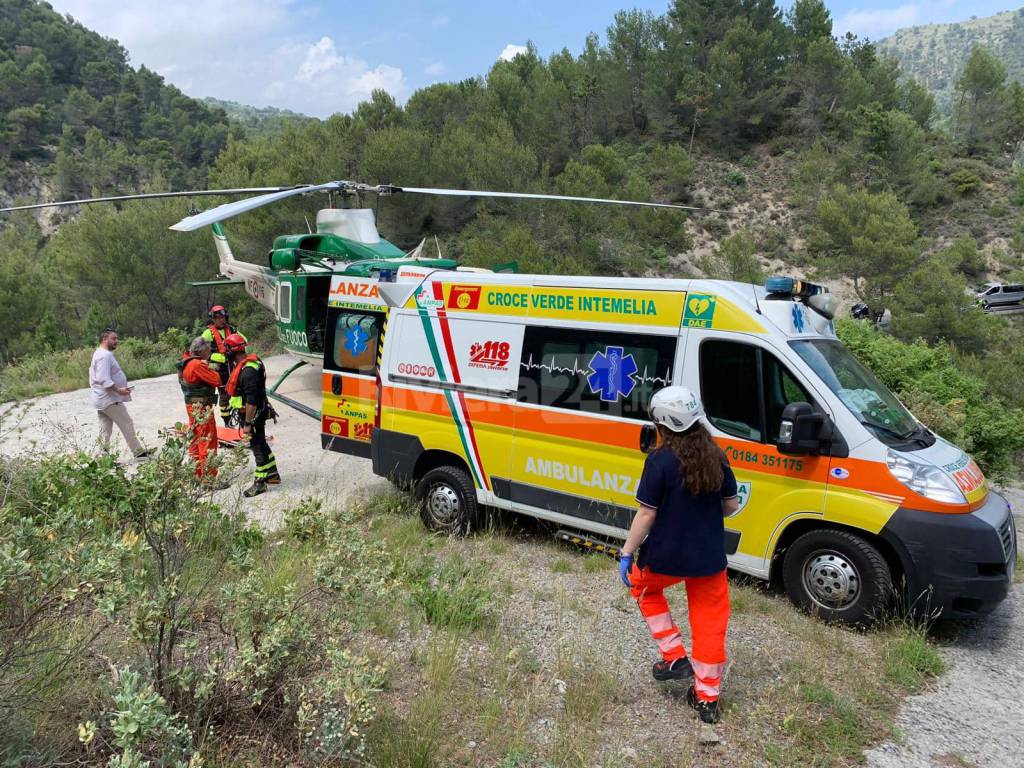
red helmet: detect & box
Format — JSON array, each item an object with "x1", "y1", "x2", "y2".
[
  {"x1": 223, "y1": 333, "x2": 247, "y2": 354},
  {"x1": 208, "y1": 305, "x2": 228, "y2": 320}
]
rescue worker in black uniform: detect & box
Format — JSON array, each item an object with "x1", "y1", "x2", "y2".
[{"x1": 223, "y1": 333, "x2": 280, "y2": 497}]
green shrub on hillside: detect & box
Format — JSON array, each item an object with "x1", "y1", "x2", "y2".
[
  {"x1": 949, "y1": 168, "x2": 982, "y2": 195},
  {"x1": 701, "y1": 230, "x2": 764, "y2": 283},
  {"x1": 837, "y1": 319, "x2": 1024, "y2": 479},
  {"x1": 890, "y1": 260, "x2": 997, "y2": 350}
]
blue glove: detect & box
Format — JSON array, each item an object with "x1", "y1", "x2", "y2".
[{"x1": 619, "y1": 552, "x2": 634, "y2": 587}]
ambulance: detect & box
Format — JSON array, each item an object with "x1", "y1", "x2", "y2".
[{"x1": 319, "y1": 270, "x2": 1016, "y2": 624}]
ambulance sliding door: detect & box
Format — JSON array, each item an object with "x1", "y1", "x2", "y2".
[
  {"x1": 683, "y1": 329, "x2": 832, "y2": 577},
  {"x1": 505, "y1": 325, "x2": 679, "y2": 536}
]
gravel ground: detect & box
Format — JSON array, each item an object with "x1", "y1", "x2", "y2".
[
  {"x1": 0, "y1": 355, "x2": 387, "y2": 528},
  {"x1": 866, "y1": 485, "x2": 1023, "y2": 768}
]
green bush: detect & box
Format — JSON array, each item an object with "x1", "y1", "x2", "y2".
[
  {"x1": 726, "y1": 169, "x2": 748, "y2": 187},
  {"x1": 646, "y1": 143, "x2": 695, "y2": 200},
  {"x1": 1, "y1": 445, "x2": 394, "y2": 765},
  {"x1": 701, "y1": 231, "x2": 764, "y2": 284},
  {"x1": 949, "y1": 168, "x2": 981, "y2": 195},
  {"x1": 837, "y1": 320, "x2": 1024, "y2": 479}
]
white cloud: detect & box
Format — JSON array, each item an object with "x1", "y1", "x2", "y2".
[
  {"x1": 498, "y1": 43, "x2": 528, "y2": 62},
  {"x1": 424, "y1": 61, "x2": 446, "y2": 76},
  {"x1": 48, "y1": 0, "x2": 405, "y2": 117},
  {"x1": 835, "y1": 4, "x2": 922, "y2": 40},
  {"x1": 431, "y1": 15, "x2": 449, "y2": 29},
  {"x1": 297, "y1": 36, "x2": 344, "y2": 82},
  {"x1": 274, "y1": 36, "x2": 409, "y2": 114}
]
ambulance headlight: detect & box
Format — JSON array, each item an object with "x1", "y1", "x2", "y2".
[{"x1": 886, "y1": 451, "x2": 966, "y2": 505}]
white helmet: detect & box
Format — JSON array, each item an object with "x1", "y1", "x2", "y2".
[{"x1": 649, "y1": 386, "x2": 704, "y2": 433}]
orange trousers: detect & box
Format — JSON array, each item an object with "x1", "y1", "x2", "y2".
[
  {"x1": 186, "y1": 403, "x2": 218, "y2": 478},
  {"x1": 630, "y1": 565, "x2": 729, "y2": 702}
]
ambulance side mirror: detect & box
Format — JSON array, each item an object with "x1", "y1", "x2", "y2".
[
  {"x1": 640, "y1": 424, "x2": 657, "y2": 454},
  {"x1": 777, "y1": 402, "x2": 826, "y2": 455}
]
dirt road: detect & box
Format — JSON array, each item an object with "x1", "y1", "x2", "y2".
[
  {"x1": 866, "y1": 485, "x2": 1023, "y2": 768},
  {"x1": 0, "y1": 355, "x2": 387, "y2": 528}
]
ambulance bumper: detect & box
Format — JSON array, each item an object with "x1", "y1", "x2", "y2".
[
  {"x1": 880, "y1": 490, "x2": 1016, "y2": 619},
  {"x1": 370, "y1": 427, "x2": 421, "y2": 488}
]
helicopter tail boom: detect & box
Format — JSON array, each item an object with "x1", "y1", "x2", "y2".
[{"x1": 211, "y1": 221, "x2": 236, "y2": 270}]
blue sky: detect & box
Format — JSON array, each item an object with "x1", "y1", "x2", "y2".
[{"x1": 49, "y1": 0, "x2": 1023, "y2": 118}]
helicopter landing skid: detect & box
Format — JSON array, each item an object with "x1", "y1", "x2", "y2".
[{"x1": 267, "y1": 360, "x2": 321, "y2": 421}]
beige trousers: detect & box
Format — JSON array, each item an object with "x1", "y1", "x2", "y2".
[{"x1": 97, "y1": 402, "x2": 144, "y2": 455}]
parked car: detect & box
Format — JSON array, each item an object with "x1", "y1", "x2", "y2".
[
  {"x1": 850, "y1": 302, "x2": 891, "y2": 330},
  {"x1": 976, "y1": 282, "x2": 1024, "y2": 309}
]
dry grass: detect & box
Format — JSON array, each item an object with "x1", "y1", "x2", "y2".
[{"x1": 349, "y1": 492, "x2": 943, "y2": 767}]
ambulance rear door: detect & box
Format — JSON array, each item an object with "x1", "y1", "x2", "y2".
[
  {"x1": 320, "y1": 276, "x2": 388, "y2": 457},
  {"x1": 684, "y1": 327, "x2": 835, "y2": 577}
]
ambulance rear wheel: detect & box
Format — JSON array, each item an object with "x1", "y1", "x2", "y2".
[
  {"x1": 783, "y1": 529, "x2": 893, "y2": 626},
  {"x1": 416, "y1": 465, "x2": 479, "y2": 535}
]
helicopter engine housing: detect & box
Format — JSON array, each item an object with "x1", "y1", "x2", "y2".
[{"x1": 316, "y1": 208, "x2": 381, "y2": 244}]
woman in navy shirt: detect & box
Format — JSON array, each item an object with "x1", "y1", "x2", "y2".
[{"x1": 618, "y1": 386, "x2": 739, "y2": 724}]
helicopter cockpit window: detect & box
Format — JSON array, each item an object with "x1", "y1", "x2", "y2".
[{"x1": 331, "y1": 311, "x2": 382, "y2": 374}]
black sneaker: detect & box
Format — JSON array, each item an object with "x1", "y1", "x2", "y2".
[
  {"x1": 134, "y1": 449, "x2": 154, "y2": 460},
  {"x1": 652, "y1": 657, "x2": 694, "y2": 681},
  {"x1": 686, "y1": 684, "x2": 720, "y2": 724},
  {"x1": 243, "y1": 481, "x2": 267, "y2": 498}
]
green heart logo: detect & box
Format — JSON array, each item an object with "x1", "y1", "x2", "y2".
[{"x1": 688, "y1": 297, "x2": 711, "y2": 316}]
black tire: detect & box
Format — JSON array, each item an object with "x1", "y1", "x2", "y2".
[
  {"x1": 782, "y1": 529, "x2": 893, "y2": 626},
  {"x1": 414, "y1": 465, "x2": 480, "y2": 535}
]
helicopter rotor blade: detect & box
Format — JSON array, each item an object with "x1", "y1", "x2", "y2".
[
  {"x1": 386, "y1": 185, "x2": 716, "y2": 213},
  {"x1": 169, "y1": 182, "x2": 348, "y2": 231},
  {"x1": 0, "y1": 188, "x2": 287, "y2": 214}
]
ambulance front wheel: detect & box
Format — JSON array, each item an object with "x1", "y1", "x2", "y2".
[
  {"x1": 415, "y1": 465, "x2": 480, "y2": 535},
  {"x1": 782, "y1": 529, "x2": 893, "y2": 626}
]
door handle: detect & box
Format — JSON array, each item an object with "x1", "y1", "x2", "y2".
[{"x1": 331, "y1": 374, "x2": 342, "y2": 396}]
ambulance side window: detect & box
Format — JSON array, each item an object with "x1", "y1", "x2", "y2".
[
  {"x1": 518, "y1": 326, "x2": 675, "y2": 421},
  {"x1": 700, "y1": 341, "x2": 762, "y2": 440},
  {"x1": 762, "y1": 354, "x2": 812, "y2": 442},
  {"x1": 700, "y1": 339, "x2": 812, "y2": 443},
  {"x1": 326, "y1": 310, "x2": 383, "y2": 374}
]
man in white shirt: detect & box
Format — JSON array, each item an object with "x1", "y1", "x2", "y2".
[{"x1": 89, "y1": 328, "x2": 151, "y2": 459}]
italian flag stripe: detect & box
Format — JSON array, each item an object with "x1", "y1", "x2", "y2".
[{"x1": 413, "y1": 285, "x2": 486, "y2": 490}]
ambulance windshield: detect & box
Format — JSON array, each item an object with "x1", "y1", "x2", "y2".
[{"x1": 791, "y1": 339, "x2": 922, "y2": 444}]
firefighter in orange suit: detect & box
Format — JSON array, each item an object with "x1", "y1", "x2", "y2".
[
  {"x1": 177, "y1": 336, "x2": 223, "y2": 481},
  {"x1": 618, "y1": 386, "x2": 738, "y2": 725}
]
